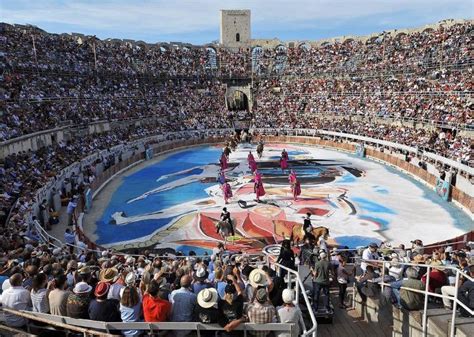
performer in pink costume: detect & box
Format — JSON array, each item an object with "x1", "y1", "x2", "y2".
[
  {"x1": 281, "y1": 149, "x2": 289, "y2": 161},
  {"x1": 220, "y1": 152, "x2": 228, "y2": 170},
  {"x1": 289, "y1": 170, "x2": 301, "y2": 201},
  {"x1": 254, "y1": 170, "x2": 266, "y2": 202},
  {"x1": 248, "y1": 151, "x2": 257, "y2": 173},
  {"x1": 280, "y1": 155, "x2": 288, "y2": 172},
  {"x1": 223, "y1": 182, "x2": 233, "y2": 204}
]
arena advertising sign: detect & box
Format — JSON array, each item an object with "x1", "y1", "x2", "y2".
[
  {"x1": 435, "y1": 178, "x2": 451, "y2": 201},
  {"x1": 85, "y1": 188, "x2": 93, "y2": 211},
  {"x1": 355, "y1": 143, "x2": 366, "y2": 157},
  {"x1": 145, "y1": 148, "x2": 154, "y2": 160}
]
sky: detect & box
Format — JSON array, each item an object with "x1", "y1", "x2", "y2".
[{"x1": 1, "y1": 0, "x2": 473, "y2": 44}]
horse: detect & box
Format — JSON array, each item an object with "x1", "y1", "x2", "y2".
[
  {"x1": 291, "y1": 225, "x2": 329, "y2": 245},
  {"x1": 216, "y1": 219, "x2": 234, "y2": 242}
]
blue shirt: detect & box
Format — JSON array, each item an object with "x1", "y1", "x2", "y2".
[
  {"x1": 217, "y1": 281, "x2": 227, "y2": 300},
  {"x1": 66, "y1": 201, "x2": 77, "y2": 214},
  {"x1": 120, "y1": 302, "x2": 142, "y2": 336},
  {"x1": 169, "y1": 287, "x2": 197, "y2": 322},
  {"x1": 64, "y1": 232, "x2": 75, "y2": 245},
  {"x1": 192, "y1": 282, "x2": 211, "y2": 294}
]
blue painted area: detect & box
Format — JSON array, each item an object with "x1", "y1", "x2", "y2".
[
  {"x1": 157, "y1": 168, "x2": 203, "y2": 182},
  {"x1": 352, "y1": 197, "x2": 397, "y2": 215},
  {"x1": 358, "y1": 215, "x2": 390, "y2": 231},
  {"x1": 95, "y1": 147, "x2": 220, "y2": 244},
  {"x1": 335, "y1": 236, "x2": 382, "y2": 248},
  {"x1": 337, "y1": 173, "x2": 356, "y2": 184},
  {"x1": 259, "y1": 166, "x2": 324, "y2": 176},
  {"x1": 374, "y1": 187, "x2": 389, "y2": 194},
  {"x1": 174, "y1": 246, "x2": 213, "y2": 255}
]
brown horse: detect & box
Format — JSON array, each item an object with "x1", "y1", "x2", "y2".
[{"x1": 291, "y1": 225, "x2": 329, "y2": 245}]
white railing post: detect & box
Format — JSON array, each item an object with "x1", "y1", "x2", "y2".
[
  {"x1": 381, "y1": 263, "x2": 386, "y2": 292},
  {"x1": 422, "y1": 265, "x2": 431, "y2": 337},
  {"x1": 450, "y1": 270, "x2": 460, "y2": 337}
]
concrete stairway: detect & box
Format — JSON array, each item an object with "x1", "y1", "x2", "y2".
[{"x1": 353, "y1": 291, "x2": 474, "y2": 336}]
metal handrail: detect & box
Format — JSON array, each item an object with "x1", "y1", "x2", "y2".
[
  {"x1": 2, "y1": 308, "x2": 295, "y2": 336},
  {"x1": 356, "y1": 258, "x2": 473, "y2": 337},
  {"x1": 263, "y1": 249, "x2": 318, "y2": 337}
]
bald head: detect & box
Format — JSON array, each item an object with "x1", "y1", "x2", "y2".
[
  {"x1": 180, "y1": 275, "x2": 192, "y2": 288},
  {"x1": 10, "y1": 273, "x2": 23, "y2": 287}
]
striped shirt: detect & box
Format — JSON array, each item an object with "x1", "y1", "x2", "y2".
[{"x1": 31, "y1": 288, "x2": 50, "y2": 313}]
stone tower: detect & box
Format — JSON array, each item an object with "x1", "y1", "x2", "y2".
[{"x1": 220, "y1": 9, "x2": 251, "y2": 48}]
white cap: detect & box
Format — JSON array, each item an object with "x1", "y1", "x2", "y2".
[{"x1": 282, "y1": 289, "x2": 295, "y2": 304}]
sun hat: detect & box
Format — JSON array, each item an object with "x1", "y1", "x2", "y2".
[
  {"x1": 94, "y1": 281, "x2": 110, "y2": 298},
  {"x1": 125, "y1": 272, "x2": 136, "y2": 286},
  {"x1": 413, "y1": 254, "x2": 426, "y2": 263},
  {"x1": 78, "y1": 266, "x2": 91, "y2": 275},
  {"x1": 255, "y1": 288, "x2": 267, "y2": 303},
  {"x1": 195, "y1": 267, "x2": 208, "y2": 280},
  {"x1": 99, "y1": 268, "x2": 119, "y2": 283},
  {"x1": 249, "y1": 269, "x2": 268, "y2": 288},
  {"x1": 197, "y1": 288, "x2": 218, "y2": 308},
  {"x1": 282, "y1": 289, "x2": 295, "y2": 304},
  {"x1": 319, "y1": 252, "x2": 327, "y2": 259},
  {"x1": 73, "y1": 282, "x2": 92, "y2": 294}
]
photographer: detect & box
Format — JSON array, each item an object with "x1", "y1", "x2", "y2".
[{"x1": 218, "y1": 274, "x2": 246, "y2": 337}]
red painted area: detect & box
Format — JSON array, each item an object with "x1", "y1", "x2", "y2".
[
  {"x1": 241, "y1": 213, "x2": 274, "y2": 244},
  {"x1": 199, "y1": 214, "x2": 221, "y2": 240},
  {"x1": 297, "y1": 207, "x2": 330, "y2": 216},
  {"x1": 235, "y1": 183, "x2": 255, "y2": 196}
]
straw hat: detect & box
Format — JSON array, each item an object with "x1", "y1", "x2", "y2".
[
  {"x1": 197, "y1": 288, "x2": 218, "y2": 308},
  {"x1": 78, "y1": 266, "x2": 91, "y2": 275},
  {"x1": 249, "y1": 268, "x2": 268, "y2": 288},
  {"x1": 413, "y1": 254, "x2": 426, "y2": 263},
  {"x1": 99, "y1": 268, "x2": 119, "y2": 283}
]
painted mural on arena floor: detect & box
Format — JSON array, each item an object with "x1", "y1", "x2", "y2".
[{"x1": 93, "y1": 144, "x2": 472, "y2": 254}]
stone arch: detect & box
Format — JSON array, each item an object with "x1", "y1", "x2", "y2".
[{"x1": 226, "y1": 89, "x2": 249, "y2": 111}]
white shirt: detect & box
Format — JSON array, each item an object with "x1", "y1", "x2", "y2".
[
  {"x1": 2, "y1": 286, "x2": 32, "y2": 327},
  {"x1": 318, "y1": 237, "x2": 328, "y2": 253},
  {"x1": 361, "y1": 248, "x2": 379, "y2": 272}
]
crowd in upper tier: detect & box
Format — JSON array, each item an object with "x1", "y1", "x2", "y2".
[{"x1": 1, "y1": 21, "x2": 472, "y2": 140}]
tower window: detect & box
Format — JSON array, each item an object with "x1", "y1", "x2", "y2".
[{"x1": 236, "y1": 33, "x2": 240, "y2": 42}]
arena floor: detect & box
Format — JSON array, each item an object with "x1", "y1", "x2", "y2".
[{"x1": 84, "y1": 143, "x2": 472, "y2": 253}]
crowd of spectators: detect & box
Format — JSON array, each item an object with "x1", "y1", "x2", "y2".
[
  {"x1": 0, "y1": 241, "x2": 307, "y2": 336},
  {"x1": 0, "y1": 223, "x2": 472, "y2": 336},
  {"x1": 2, "y1": 21, "x2": 472, "y2": 141},
  {"x1": 253, "y1": 116, "x2": 472, "y2": 166},
  {"x1": 254, "y1": 21, "x2": 472, "y2": 76}
]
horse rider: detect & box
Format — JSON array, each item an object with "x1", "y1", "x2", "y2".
[{"x1": 219, "y1": 207, "x2": 235, "y2": 236}]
